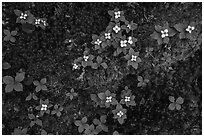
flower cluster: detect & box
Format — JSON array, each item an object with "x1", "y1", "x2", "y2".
[
  {"x1": 151, "y1": 21, "x2": 198, "y2": 45},
  {"x1": 90, "y1": 86, "x2": 136, "y2": 125},
  {"x1": 14, "y1": 9, "x2": 48, "y2": 30}
]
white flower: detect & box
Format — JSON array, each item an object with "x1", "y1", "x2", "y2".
[
  {"x1": 41, "y1": 104, "x2": 47, "y2": 111},
  {"x1": 113, "y1": 25, "x2": 121, "y2": 33},
  {"x1": 73, "y1": 64, "x2": 79, "y2": 70},
  {"x1": 19, "y1": 13, "x2": 28, "y2": 19},
  {"x1": 114, "y1": 11, "x2": 121, "y2": 19},
  {"x1": 41, "y1": 20, "x2": 47, "y2": 26},
  {"x1": 105, "y1": 33, "x2": 111, "y2": 39},
  {"x1": 94, "y1": 39, "x2": 102, "y2": 45},
  {"x1": 120, "y1": 40, "x2": 127, "y2": 47},
  {"x1": 35, "y1": 19, "x2": 41, "y2": 25},
  {"x1": 106, "y1": 96, "x2": 112, "y2": 103},
  {"x1": 117, "y1": 111, "x2": 124, "y2": 117},
  {"x1": 131, "y1": 55, "x2": 137, "y2": 62},
  {"x1": 83, "y1": 55, "x2": 89, "y2": 61},
  {"x1": 124, "y1": 96, "x2": 131, "y2": 102},
  {"x1": 186, "y1": 25, "x2": 195, "y2": 33},
  {"x1": 161, "y1": 29, "x2": 169, "y2": 38},
  {"x1": 127, "y1": 24, "x2": 131, "y2": 29},
  {"x1": 128, "y1": 37, "x2": 133, "y2": 44}
]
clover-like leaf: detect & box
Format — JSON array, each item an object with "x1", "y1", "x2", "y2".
[{"x1": 3, "y1": 62, "x2": 11, "y2": 69}]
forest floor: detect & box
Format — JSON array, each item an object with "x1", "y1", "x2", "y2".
[{"x1": 2, "y1": 2, "x2": 202, "y2": 135}]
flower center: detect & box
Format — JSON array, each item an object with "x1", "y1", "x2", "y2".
[
  {"x1": 41, "y1": 104, "x2": 47, "y2": 111},
  {"x1": 113, "y1": 25, "x2": 121, "y2": 33},
  {"x1": 161, "y1": 29, "x2": 169, "y2": 38},
  {"x1": 186, "y1": 25, "x2": 195, "y2": 33},
  {"x1": 94, "y1": 39, "x2": 102, "y2": 45},
  {"x1": 120, "y1": 40, "x2": 127, "y2": 47},
  {"x1": 114, "y1": 11, "x2": 121, "y2": 19},
  {"x1": 117, "y1": 111, "x2": 124, "y2": 117},
  {"x1": 83, "y1": 55, "x2": 89, "y2": 61},
  {"x1": 125, "y1": 96, "x2": 131, "y2": 102},
  {"x1": 106, "y1": 96, "x2": 112, "y2": 103},
  {"x1": 131, "y1": 55, "x2": 137, "y2": 61}
]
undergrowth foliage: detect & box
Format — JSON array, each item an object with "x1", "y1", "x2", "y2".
[{"x1": 2, "y1": 4, "x2": 202, "y2": 135}]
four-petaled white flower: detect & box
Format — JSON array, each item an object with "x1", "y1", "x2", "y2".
[
  {"x1": 120, "y1": 40, "x2": 127, "y2": 47},
  {"x1": 83, "y1": 55, "x2": 89, "y2": 61},
  {"x1": 94, "y1": 39, "x2": 102, "y2": 45},
  {"x1": 41, "y1": 20, "x2": 47, "y2": 26},
  {"x1": 20, "y1": 13, "x2": 28, "y2": 19},
  {"x1": 124, "y1": 96, "x2": 131, "y2": 102},
  {"x1": 35, "y1": 19, "x2": 41, "y2": 25},
  {"x1": 113, "y1": 25, "x2": 121, "y2": 33},
  {"x1": 161, "y1": 29, "x2": 169, "y2": 38},
  {"x1": 114, "y1": 11, "x2": 121, "y2": 19},
  {"x1": 106, "y1": 96, "x2": 112, "y2": 103},
  {"x1": 41, "y1": 104, "x2": 47, "y2": 111},
  {"x1": 186, "y1": 25, "x2": 195, "y2": 34},
  {"x1": 117, "y1": 111, "x2": 124, "y2": 117},
  {"x1": 105, "y1": 33, "x2": 111, "y2": 39},
  {"x1": 131, "y1": 55, "x2": 137, "y2": 62},
  {"x1": 128, "y1": 37, "x2": 133, "y2": 44},
  {"x1": 73, "y1": 63, "x2": 79, "y2": 69}
]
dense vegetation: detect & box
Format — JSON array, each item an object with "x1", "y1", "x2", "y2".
[{"x1": 2, "y1": 2, "x2": 202, "y2": 135}]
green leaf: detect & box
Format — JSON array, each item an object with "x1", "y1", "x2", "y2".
[
  {"x1": 5, "y1": 84, "x2": 14, "y2": 93},
  {"x1": 26, "y1": 94, "x2": 32, "y2": 101},
  {"x1": 3, "y1": 76, "x2": 14, "y2": 85},
  {"x1": 169, "y1": 96, "x2": 175, "y2": 102},
  {"x1": 3, "y1": 62, "x2": 11, "y2": 69},
  {"x1": 98, "y1": 93, "x2": 105, "y2": 100},
  {"x1": 176, "y1": 97, "x2": 184, "y2": 104},
  {"x1": 168, "y1": 103, "x2": 176, "y2": 110},
  {"x1": 10, "y1": 37, "x2": 16, "y2": 43},
  {"x1": 96, "y1": 56, "x2": 103, "y2": 64},
  {"x1": 40, "y1": 78, "x2": 47, "y2": 84},
  {"x1": 14, "y1": 9, "x2": 22, "y2": 16},
  {"x1": 101, "y1": 62, "x2": 108, "y2": 69},
  {"x1": 174, "y1": 23, "x2": 186, "y2": 32},
  {"x1": 137, "y1": 76, "x2": 143, "y2": 82},
  {"x1": 13, "y1": 83, "x2": 23, "y2": 91},
  {"x1": 15, "y1": 72, "x2": 25, "y2": 82}
]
